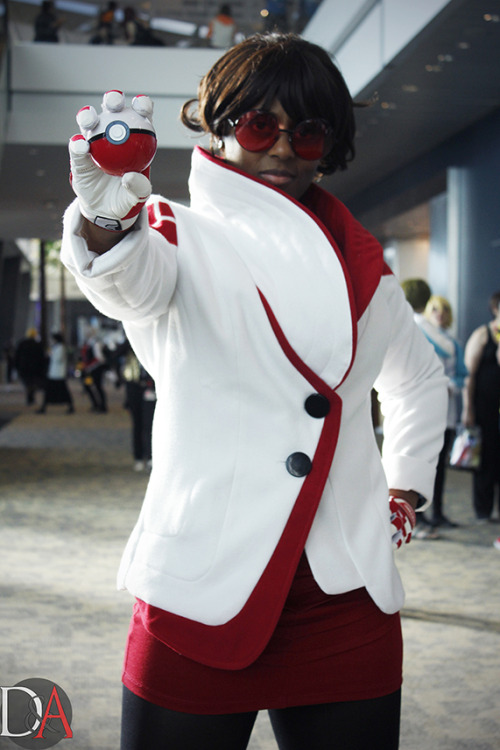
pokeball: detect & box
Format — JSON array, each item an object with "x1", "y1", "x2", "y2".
[{"x1": 85, "y1": 105, "x2": 157, "y2": 177}]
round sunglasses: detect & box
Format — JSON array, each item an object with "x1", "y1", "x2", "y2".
[{"x1": 227, "y1": 110, "x2": 333, "y2": 161}]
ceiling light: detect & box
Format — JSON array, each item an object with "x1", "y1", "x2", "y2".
[
  {"x1": 437, "y1": 53, "x2": 453, "y2": 62},
  {"x1": 402, "y1": 84, "x2": 419, "y2": 93},
  {"x1": 425, "y1": 64, "x2": 442, "y2": 72},
  {"x1": 381, "y1": 102, "x2": 397, "y2": 110},
  {"x1": 483, "y1": 13, "x2": 500, "y2": 22}
]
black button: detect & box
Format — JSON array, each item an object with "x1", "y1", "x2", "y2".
[
  {"x1": 286, "y1": 452, "x2": 313, "y2": 477},
  {"x1": 305, "y1": 394, "x2": 330, "y2": 418}
]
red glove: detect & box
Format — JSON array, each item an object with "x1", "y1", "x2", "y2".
[{"x1": 389, "y1": 496, "x2": 417, "y2": 549}]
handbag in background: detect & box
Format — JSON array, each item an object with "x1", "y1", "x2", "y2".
[{"x1": 449, "y1": 425, "x2": 482, "y2": 470}]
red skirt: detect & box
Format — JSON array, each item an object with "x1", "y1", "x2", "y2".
[{"x1": 122, "y1": 554, "x2": 402, "y2": 714}]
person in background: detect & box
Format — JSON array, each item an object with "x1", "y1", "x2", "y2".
[
  {"x1": 414, "y1": 296, "x2": 467, "y2": 536},
  {"x1": 90, "y1": 1, "x2": 117, "y2": 44},
  {"x1": 401, "y1": 278, "x2": 431, "y2": 324},
  {"x1": 462, "y1": 290, "x2": 500, "y2": 524},
  {"x1": 62, "y1": 33, "x2": 447, "y2": 750},
  {"x1": 33, "y1": 0, "x2": 62, "y2": 42},
  {"x1": 37, "y1": 332, "x2": 75, "y2": 414},
  {"x1": 2, "y1": 339, "x2": 15, "y2": 383},
  {"x1": 14, "y1": 328, "x2": 47, "y2": 406},
  {"x1": 207, "y1": 4, "x2": 236, "y2": 48},
  {"x1": 121, "y1": 341, "x2": 156, "y2": 471},
  {"x1": 100, "y1": 322, "x2": 127, "y2": 387},
  {"x1": 79, "y1": 330, "x2": 108, "y2": 413},
  {"x1": 123, "y1": 7, "x2": 164, "y2": 46}
]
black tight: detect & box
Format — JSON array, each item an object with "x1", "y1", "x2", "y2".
[
  {"x1": 268, "y1": 690, "x2": 401, "y2": 749},
  {"x1": 120, "y1": 686, "x2": 401, "y2": 750},
  {"x1": 121, "y1": 688, "x2": 257, "y2": 750}
]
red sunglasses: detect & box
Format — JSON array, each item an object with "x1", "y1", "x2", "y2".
[{"x1": 228, "y1": 110, "x2": 333, "y2": 161}]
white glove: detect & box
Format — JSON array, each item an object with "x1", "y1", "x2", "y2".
[
  {"x1": 69, "y1": 91, "x2": 156, "y2": 232},
  {"x1": 389, "y1": 496, "x2": 417, "y2": 549}
]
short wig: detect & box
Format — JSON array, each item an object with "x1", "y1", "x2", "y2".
[{"x1": 181, "y1": 32, "x2": 356, "y2": 175}]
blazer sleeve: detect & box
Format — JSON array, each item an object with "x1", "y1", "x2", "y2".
[
  {"x1": 374, "y1": 274, "x2": 449, "y2": 508},
  {"x1": 60, "y1": 199, "x2": 178, "y2": 323}
]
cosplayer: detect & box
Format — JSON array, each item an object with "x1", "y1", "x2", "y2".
[{"x1": 61, "y1": 33, "x2": 447, "y2": 750}]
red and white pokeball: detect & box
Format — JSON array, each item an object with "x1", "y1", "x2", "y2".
[{"x1": 80, "y1": 98, "x2": 157, "y2": 177}]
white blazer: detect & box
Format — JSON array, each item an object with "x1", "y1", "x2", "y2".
[{"x1": 62, "y1": 147, "x2": 447, "y2": 667}]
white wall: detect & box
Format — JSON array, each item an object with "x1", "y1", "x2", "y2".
[
  {"x1": 7, "y1": 43, "x2": 222, "y2": 147},
  {"x1": 384, "y1": 238, "x2": 430, "y2": 282},
  {"x1": 10, "y1": 43, "x2": 222, "y2": 95}
]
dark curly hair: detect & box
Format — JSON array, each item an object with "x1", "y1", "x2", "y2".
[{"x1": 180, "y1": 32, "x2": 356, "y2": 176}]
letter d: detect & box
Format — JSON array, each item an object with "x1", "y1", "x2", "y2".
[{"x1": 1, "y1": 686, "x2": 42, "y2": 737}]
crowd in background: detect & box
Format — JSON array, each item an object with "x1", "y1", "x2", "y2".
[
  {"x1": 26, "y1": 0, "x2": 322, "y2": 48},
  {"x1": 5, "y1": 321, "x2": 156, "y2": 472},
  {"x1": 401, "y1": 280, "x2": 500, "y2": 549}
]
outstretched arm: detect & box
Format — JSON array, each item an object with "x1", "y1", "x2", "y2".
[{"x1": 61, "y1": 91, "x2": 178, "y2": 324}]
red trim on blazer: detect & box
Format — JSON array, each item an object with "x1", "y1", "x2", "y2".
[
  {"x1": 301, "y1": 185, "x2": 384, "y2": 321},
  {"x1": 139, "y1": 289, "x2": 344, "y2": 669},
  {"x1": 137, "y1": 149, "x2": 385, "y2": 669},
  {"x1": 147, "y1": 199, "x2": 178, "y2": 246},
  {"x1": 382, "y1": 261, "x2": 393, "y2": 276}
]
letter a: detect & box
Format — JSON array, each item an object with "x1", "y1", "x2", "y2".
[{"x1": 33, "y1": 685, "x2": 73, "y2": 739}]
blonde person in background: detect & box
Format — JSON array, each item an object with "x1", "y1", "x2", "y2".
[{"x1": 414, "y1": 296, "x2": 467, "y2": 537}]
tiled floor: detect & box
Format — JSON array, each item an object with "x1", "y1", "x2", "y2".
[{"x1": 0, "y1": 381, "x2": 499, "y2": 749}]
